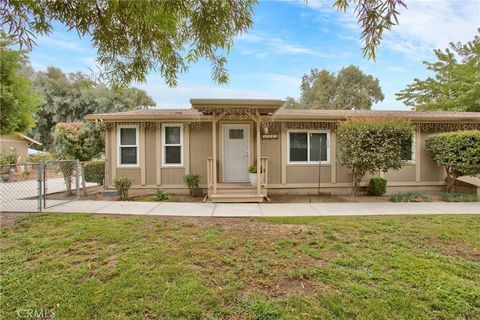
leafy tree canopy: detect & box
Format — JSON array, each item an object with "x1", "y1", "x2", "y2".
[
  {"x1": 286, "y1": 65, "x2": 384, "y2": 110},
  {"x1": 30, "y1": 66, "x2": 155, "y2": 150},
  {"x1": 396, "y1": 31, "x2": 480, "y2": 112},
  {"x1": 2, "y1": 0, "x2": 256, "y2": 86},
  {"x1": 0, "y1": 31, "x2": 42, "y2": 135},
  {"x1": 54, "y1": 122, "x2": 102, "y2": 162},
  {"x1": 426, "y1": 131, "x2": 480, "y2": 192},
  {"x1": 336, "y1": 118, "x2": 413, "y2": 195},
  {"x1": 2, "y1": 0, "x2": 405, "y2": 85}
]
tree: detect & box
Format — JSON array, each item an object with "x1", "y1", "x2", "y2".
[
  {"x1": 0, "y1": 31, "x2": 42, "y2": 135},
  {"x1": 426, "y1": 131, "x2": 480, "y2": 192},
  {"x1": 336, "y1": 119, "x2": 413, "y2": 195},
  {"x1": 286, "y1": 65, "x2": 384, "y2": 110},
  {"x1": 54, "y1": 122, "x2": 103, "y2": 196},
  {"x1": 396, "y1": 31, "x2": 480, "y2": 112},
  {"x1": 2, "y1": 1, "x2": 405, "y2": 86},
  {"x1": 30, "y1": 66, "x2": 155, "y2": 150}
]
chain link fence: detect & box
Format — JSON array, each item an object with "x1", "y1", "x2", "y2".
[
  {"x1": 0, "y1": 160, "x2": 97, "y2": 213},
  {"x1": 0, "y1": 163, "x2": 42, "y2": 212}
]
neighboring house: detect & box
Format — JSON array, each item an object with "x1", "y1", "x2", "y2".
[
  {"x1": 0, "y1": 133, "x2": 42, "y2": 162},
  {"x1": 85, "y1": 99, "x2": 480, "y2": 202}
]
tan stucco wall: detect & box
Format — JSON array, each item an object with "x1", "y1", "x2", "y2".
[
  {"x1": 105, "y1": 121, "x2": 451, "y2": 194},
  {"x1": 189, "y1": 123, "x2": 213, "y2": 185},
  {"x1": 420, "y1": 131, "x2": 446, "y2": 181},
  {"x1": 385, "y1": 165, "x2": 416, "y2": 182},
  {"x1": 145, "y1": 129, "x2": 157, "y2": 185},
  {"x1": 286, "y1": 166, "x2": 331, "y2": 184},
  {"x1": 116, "y1": 168, "x2": 141, "y2": 185},
  {"x1": 0, "y1": 135, "x2": 29, "y2": 162},
  {"x1": 261, "y1": 138, "x2": 281, "y2": 184}
]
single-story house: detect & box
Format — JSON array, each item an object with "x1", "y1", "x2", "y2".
[
  {"x1": 0, "y1": 133, "x2": 42, "y2": 162},
  {"x1": 85, "y1": 99, "x2": 480, "y2": 202}
]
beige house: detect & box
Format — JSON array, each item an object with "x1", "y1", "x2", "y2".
[
  {"x1": 85, "y1": 99, "x2": 480, "y2": 202},
  {"x1": 0, "y1": 133, "x2": 42, "y2": 162}
]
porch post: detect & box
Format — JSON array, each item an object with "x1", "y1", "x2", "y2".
[
  {"x1": 256, "y1": 120, "x2": 261, "y2": 195},
  {"x1": 212, "y1": 116, "x2": 218, "y2": 194}
]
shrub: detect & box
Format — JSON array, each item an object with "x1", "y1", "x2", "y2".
[
  {"x1": 113, "y1": 176, "x2": 133, "y2": 200},
  {"x1": 0, "y1": 148, "x2": 17, "y2": 165},
  {"x1": 337, "y1": 118, "x2": 413, "y2": 195},
  {"x1": 84, "y1": 161, "x2": 105, "y2": 185},
  {"x1": 441, "y1": 192, "x2": 478, "y2": 202},
  {"x1": 153, "y1": 188, "x2": 169, "y2": 201},
  {"x1": 390, "y1": 192, "x2": 431, "y2": 202},
  {"x1": 183, "y1": 174, "x2": 200, "y2": 190},
  {"x1": 426, "y1": 131, "x2": 480, "y2": 192},
  {"x1": 28, "y1": 151, "x2": 52, "y2": 163},
  {"x1": 368, "y1": 177, "x2": 387, "y2": 196}
]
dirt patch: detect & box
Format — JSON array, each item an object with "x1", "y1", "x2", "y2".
[{"x1": 0, "y1": 212, "x2": 33, "y2": 228}]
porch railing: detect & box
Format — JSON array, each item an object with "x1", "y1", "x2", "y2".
[
  {"x1": 260, "y1": 157, "x2": 268, "y2": 189},
  {"x1": 206, "y1": 157, "x2": 214, "y2": 191}
]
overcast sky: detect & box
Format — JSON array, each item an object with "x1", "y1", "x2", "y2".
[{"x1": 28, "y1": 0, "x2": 479, "y2": 110}]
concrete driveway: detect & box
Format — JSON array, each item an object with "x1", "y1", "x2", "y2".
[{"x1": 0, "y1": 178, "x2": 94, "y2": 212}]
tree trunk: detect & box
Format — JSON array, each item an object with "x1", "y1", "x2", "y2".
[
  {"x1": 81, "y1": 162, "x2": 87, "y2": 197},
  {"x1": 445, "y1": 167, "x2": 457, "y2": 192},
  {"x1": 65, "y1": 176, "x2": 72, "y2": 197},
  {"x1": 351, "y1": 170, "x2": 365, "y2": 196}
]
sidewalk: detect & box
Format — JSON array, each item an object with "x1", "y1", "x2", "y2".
[{"x1": 44, "y1": 200, "x2": 480, "y2": 217}]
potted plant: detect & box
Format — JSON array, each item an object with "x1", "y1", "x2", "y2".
[
  {"x1": 248, "y1": 165, "x2": 257, "y2": 186},
  {"x1": 183, "y1": 174, "x2": 202, "y2": 197}
]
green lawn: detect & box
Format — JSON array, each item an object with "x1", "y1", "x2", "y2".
[{"x1": 1, "y1": 213, "x2": 479, "y2": 319}]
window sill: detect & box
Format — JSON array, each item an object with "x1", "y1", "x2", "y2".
[
  {"x1": 117, "y1": 165, "x2": 140, "y2": 169},
  {"x1": 161, "y1": 165, "x2": 185, "y2": 168},
  {"x1": 287, "y1": 163, "x2": 331, "y2": 167}
]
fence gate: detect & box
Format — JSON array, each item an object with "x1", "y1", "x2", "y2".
[
  {"x1": 0, "y1": 163, "x2": 43, "y2": 212},
  {"x1": 42, "y1": 160, "x2": 80, "y2": 209}
]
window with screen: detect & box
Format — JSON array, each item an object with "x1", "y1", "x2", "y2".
[
  {"x1": 163, "y1": 124, "x2": 183, "y2": 165},
  {"x1": 400, "y1": 133, "x2": 415, "y2": 162},
  {"x1": 118, "y1": 126, "x2": 138, "y2": 165},
  {"x1": 288, "y1": 131, "x2": 329, "y2": 163}
]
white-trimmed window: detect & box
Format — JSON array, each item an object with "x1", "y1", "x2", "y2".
[
  {"x1": 401, "y1": 132, "x2": 416, "y2": 163},
  {"x1": 162, "y1": 123, "x2": 183, "y2": 166},
  {"x1": 288, "y1": 130, "x2": 330, "y2": 164},
  {"x1": 117, "y1": 125, "x2": 139, "y2": 166}
]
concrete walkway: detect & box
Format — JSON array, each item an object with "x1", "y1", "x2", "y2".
[{"x1": 43, "y1": 200, "x2": 480, "y2": 217}]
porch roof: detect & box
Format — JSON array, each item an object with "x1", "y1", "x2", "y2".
[
  {"x1": 84, "y1": 98, "x2": 480, "y2": 123},
  {"x1": 190, "y1": 98, "x2": 285, "y2": 115}
]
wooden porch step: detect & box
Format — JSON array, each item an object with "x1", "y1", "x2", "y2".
[{"x1": 210, "y1": 193, "x2": 264, "y2": 203}]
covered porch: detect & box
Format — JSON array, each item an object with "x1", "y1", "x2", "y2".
[{"x1": 191, "y1": 99, "x2": 284, "y2": 202}]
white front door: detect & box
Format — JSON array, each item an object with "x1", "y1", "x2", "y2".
[{"x1": 223, "y1": 124, "x2": 250, "y2": 182}]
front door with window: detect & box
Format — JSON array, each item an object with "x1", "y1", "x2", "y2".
[{"x1": 222, "y1": 124, "x2": 250, "y2": 182}]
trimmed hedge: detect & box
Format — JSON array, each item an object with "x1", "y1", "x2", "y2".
[
  {"x1": 368, "y1": 177, "x2": 387, "y2": 196},
  {"x1": 336, "y1": 118, "x2": 413, "y2": 195},
  {"x1": 84, "y1": 161, "x2": 105, "y2": 185},
  {"x1": 426, "y1": 130, "x2": 480, "y2": 192}
]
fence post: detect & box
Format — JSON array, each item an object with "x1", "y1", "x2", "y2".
[
  {"x1": 76, "y1": 159, "x2": 80, "y2": 200},
  {"x1": 37, "y1": 163, "x2": 43, "y2": 212}
]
